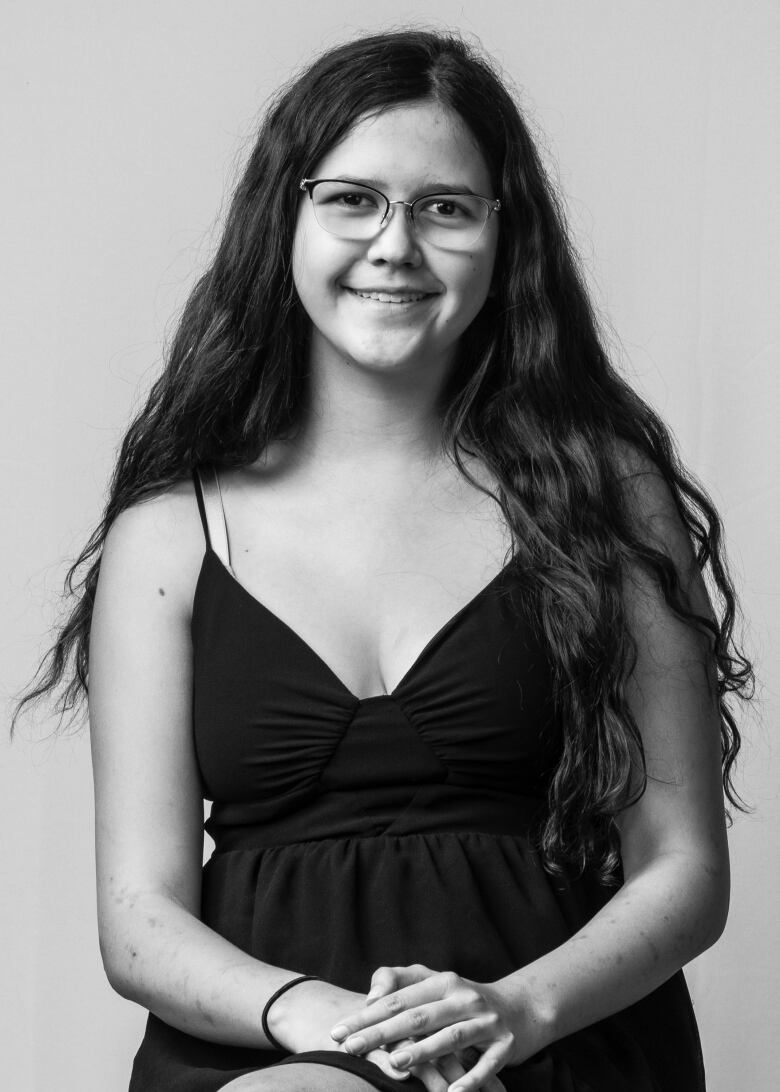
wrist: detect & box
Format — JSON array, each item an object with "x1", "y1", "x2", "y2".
[
  {"x1": 264, "y1": 975, "x2": 325, "y2": 1050},
  {"x1": 487, "y1": 973, "x2": 559, "y2": 1062}
]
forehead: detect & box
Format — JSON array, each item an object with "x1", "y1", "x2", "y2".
[{"x1": 311, "y1": 101, "x2": 493, "y2": 193}]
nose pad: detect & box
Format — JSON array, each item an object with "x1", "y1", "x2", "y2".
[{"x1": 367, "y1": 201, "x2": 421, "y2": 263}]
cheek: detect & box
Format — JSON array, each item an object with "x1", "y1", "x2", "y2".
[
  {"x1": 291, "y1": 222, "x2": 312, "y2": 294},
  {"x1": 453, "y1": 253, "x2": 495, "y2": 306},
  {"x1": 292, "y1": 223, "x2": 352, "y2": 306}
]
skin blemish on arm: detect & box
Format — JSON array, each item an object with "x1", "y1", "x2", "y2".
[{"x1": 158, "y1": 587, "x2": 166, "y2": 596}]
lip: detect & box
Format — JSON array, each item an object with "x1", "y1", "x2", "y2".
[{"x1": 343, "y1": 286, "x2": 439, "y2": 304}]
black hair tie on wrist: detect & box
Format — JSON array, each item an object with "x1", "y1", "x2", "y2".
[{"x1": 261, "y1": 974, "x2": 321, "y2": 1051}]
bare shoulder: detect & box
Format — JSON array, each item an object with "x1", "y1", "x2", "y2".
[
  {"x1": 610, "y1": 441, "x2": 716, "y2": 645},
  {"x1": 99, "y1": 477, "x2": 205, "y2": 619},
  {"x1": 611, "y1": 439, "x2": 698, "y2": 573}
]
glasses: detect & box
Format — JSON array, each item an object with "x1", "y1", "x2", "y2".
[{"x1": 299, "y1": 178, "x2": 501, "y2": 250}]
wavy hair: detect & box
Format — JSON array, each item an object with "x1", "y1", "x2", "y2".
[{"x1": 14, "y1": 29, "x2": 754, "y2": 883}]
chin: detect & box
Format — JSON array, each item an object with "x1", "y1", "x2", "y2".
[{"x1": 346, "y1": 347, "x2": 436, "y2": 374}]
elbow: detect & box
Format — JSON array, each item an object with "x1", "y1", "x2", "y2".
[
  {"x1": 686, "y1": 860, "x2": 731, "y2": 960},
  {"x1": 698, "y1": 883, "x2": 730, "y2": 953},
  {"x1": 98, "y1": 929, "x2": 136, "y2": 999},
  {"x1": 97, "y1": 898, "x2": 152, "y2": 1002}
]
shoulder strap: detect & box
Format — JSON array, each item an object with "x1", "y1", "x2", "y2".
[{"x1": 192, "y1": 466, "x2": 233, "y2": 570}]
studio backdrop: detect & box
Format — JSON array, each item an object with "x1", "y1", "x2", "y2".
[{"x1": 3, "y1": 2, "x2": 778, "y2": 1089}]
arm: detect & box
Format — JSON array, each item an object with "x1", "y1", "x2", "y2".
[
  {"x1": 327, "y1": 458, "x2": 729, "y2": 1087},
  {"x1": 90, "y1": 487, "x2": 289, "y2": 1046},
  {"x1": 493, "y1": 461, "x2": 730, "y2": 1041},
  {"x1": 89, "y1": 486, "x2": 404, "y2": 1070}
]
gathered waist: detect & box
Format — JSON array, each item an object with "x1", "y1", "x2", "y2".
[{"x1": 205, "y1": 781, "x2": 546, "y2": 854}]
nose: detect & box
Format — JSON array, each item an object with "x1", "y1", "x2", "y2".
[{"x1": 364, "y1": 201, "x2": 422, "y2": 266}]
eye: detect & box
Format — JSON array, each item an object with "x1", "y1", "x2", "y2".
[
  {"x1": 316, "y1": 183, "x2": 381, "y2": 212},
  {"x1": 338, "y1": 191, "x2": 374, "y2": 208},
  {"x1": 417, "y1": 196, "x2": 479, "y2": 222}
]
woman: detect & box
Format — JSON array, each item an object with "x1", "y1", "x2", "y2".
[{"x1": 16, "y1": 28, "x2": 753, "y2": 1092}]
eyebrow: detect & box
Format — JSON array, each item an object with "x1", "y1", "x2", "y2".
[{"x1": 330, "y1": 175, "x2": 478, "y2": 195}]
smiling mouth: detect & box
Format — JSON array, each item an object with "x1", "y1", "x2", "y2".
[{"x1": 345, "y1": 288, "x2": 434, "y2": 304}]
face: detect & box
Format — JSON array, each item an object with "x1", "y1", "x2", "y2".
[{"x1": 292, "y1": 101, "x2": 499, "y2": 381}]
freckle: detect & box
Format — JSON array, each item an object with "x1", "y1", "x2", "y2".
[{"x1": 158, "y1": 587, "x2": 165, "y2": 596}]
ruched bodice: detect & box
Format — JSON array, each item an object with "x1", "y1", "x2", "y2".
[
  {"x1": 128, "y1": 475, "x2": 706, "y2": 1092},
  {"x1": 194, "y1": 546, "x2": 561, "y2": 846}
]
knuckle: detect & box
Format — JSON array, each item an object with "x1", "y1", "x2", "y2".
[
  {"x1": 384, "y1": 993, "x2": 404, "y2": 1012},
  {"x1": 448, "y1": 1025, "x2": 466, "y2": 1047},
  {"x1": 409, "y1": 1007, "x2": 428, "y2": 1030},
  {"x1": 440, "y1": 970, "x2": 461, "y2": 992},
  {"x1": 453, "y1": 986, "x2": 481, "y2": 1011}
]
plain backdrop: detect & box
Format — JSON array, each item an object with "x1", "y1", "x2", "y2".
[{"x1": 3, "y1": 1, "x2": 778, "y2": 1089}]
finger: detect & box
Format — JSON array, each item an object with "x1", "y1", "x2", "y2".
[
  {"x1": 366, "y1": 967, "x2": 399, "y2": 1004},
  {"x1": 411, "y1": 1058, "x2": 450, "y2": 1092},
  {"x1": 434, "y1": 1053, "x2": 466, "y2": 1085},
  {"x1": 343, "y1": 998, "x2": 464, "y2": 1056},
  {"x1": 448, "y1": 1041, "x2": 509, "y2": 1092},
  {"x1": 455, "y1": 1047, "x2": 480, "y2": 1070},
  {"x1": 413, "y1": 1049, "x2": 507, "y2": 1092},
  {"x1": 365, "y1": 1046, "x2": 411, "y2": 1083},
  {"x1": 387, "y1": 1019, "x2": 485, "y2": 1070},
  {"x1": 366, "y1": 964, "x2": 435, "y2": 1004},
  {"x1": 455, "y1": 1048, "x2": 506, "y2": 1092},
  {"x1": 335, "y1": 975, "x2": 467, "y2": 1046}
]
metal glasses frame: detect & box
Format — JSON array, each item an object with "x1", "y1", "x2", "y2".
[{"x1": 299, "y1": 178, "x2": 501, "y2": 243}]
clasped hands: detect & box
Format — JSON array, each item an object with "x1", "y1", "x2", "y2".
[{"x1": 330, "y1": 963, "x2": 529, "y2": 1092}]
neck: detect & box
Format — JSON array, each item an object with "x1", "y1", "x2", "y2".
[{"x1": 295, "y1": 349, "x2": 452, "y2": 473}]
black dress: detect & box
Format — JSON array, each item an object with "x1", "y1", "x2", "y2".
[{"x1": 128, "y1": 469, "x2": 705, "y2": 1091}]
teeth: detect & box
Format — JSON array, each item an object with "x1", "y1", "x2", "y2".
[{"x1": 349, "y1": 289, "x2": 428, "y2": 303}]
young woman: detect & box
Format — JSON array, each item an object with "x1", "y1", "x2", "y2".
[{"x1": 17, "y1": 28, "x2": 753, "y2": 1092}]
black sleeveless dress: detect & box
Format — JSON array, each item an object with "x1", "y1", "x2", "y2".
[{"x1": 128, "y1": 471, "x2": 706, "y2": 1091}]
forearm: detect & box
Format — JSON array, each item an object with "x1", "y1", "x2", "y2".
[
  {"x1": 101, "y1": 888, "x2": 303, "y2": 1046},
  {"x1": 495, "y1": 852, "x2": 728, "y2": 1050}
]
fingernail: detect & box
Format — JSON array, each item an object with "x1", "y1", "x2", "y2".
[
  {"x1": 330, "y1": 1025, "x2": 348, "y2": 1041},
  {"x1": 347, "y1": 1036, "x2": 366, "y2": 1053},
  {"x1": 365, "y1": 989, "x2": 380, "y2": 1002},
  {"x1": 390, "y1": 1052, "x2": 412, "y2": 1068}
]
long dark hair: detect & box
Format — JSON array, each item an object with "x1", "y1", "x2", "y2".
[{"x1": 14, "y1": 29, "x2": 754, "y2": 883}]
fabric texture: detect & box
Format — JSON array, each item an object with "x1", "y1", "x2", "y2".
[{"x1": 128, "y1": 472, "x2": 706, "y2": 1091}]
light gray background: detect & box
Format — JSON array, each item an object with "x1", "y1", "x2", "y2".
[{"x1": 3, "y1": 1, "x2": 778, "y2": 1088}]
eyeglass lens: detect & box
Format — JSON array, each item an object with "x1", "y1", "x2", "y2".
[{"x1": 307, "y1": 181, "x2": 492, "y2": 249}]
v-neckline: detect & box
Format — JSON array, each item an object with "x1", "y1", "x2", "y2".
[{"x1": 203, "y1": 546, "x2": 515, "y2": 704}]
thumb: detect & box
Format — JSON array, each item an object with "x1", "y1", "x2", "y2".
[{"x1": 366, "y1": 1046, "x2": 411, "y2": 1082}]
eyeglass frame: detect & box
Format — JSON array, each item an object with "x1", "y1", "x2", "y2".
[{"x1": 298, "y1": 177, "x2": 501, "y2": 246}]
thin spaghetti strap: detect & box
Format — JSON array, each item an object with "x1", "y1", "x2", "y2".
[
  {"x1": 192, "y1": 466, "x2": 232, "y2": 569},
  {"x1": 192, "y1": 468, "x2": 211, "y2": 549},
  {"x1": 211, "y1": 467, "x2": 233, "y2": 570}
]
